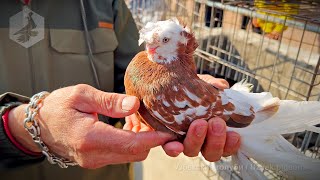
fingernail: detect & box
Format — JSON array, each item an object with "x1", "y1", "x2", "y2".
[
  {"x1": 212, "y1": 119, "x2": 225, "y2": 134},
  {"x1": 173, "y1": 151, "x2": 181, "y2": 156},
  {"x1": 132, "y1": 125, "x2": 140, "y2": 133},
  {"x1": 195, "y1": 125, "x2": 207, "y2": 137},
  {"x1": 122, "y1": 96, "x2": 137, "y2": 111}
]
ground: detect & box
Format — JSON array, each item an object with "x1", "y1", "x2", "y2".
[{"x1": 134, "y1": 146, "x2": 223, "y2": 180}]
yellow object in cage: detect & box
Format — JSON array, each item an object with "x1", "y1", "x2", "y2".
[{"x1": 254, "y1": 0, "x2": 299, "y2": 36}]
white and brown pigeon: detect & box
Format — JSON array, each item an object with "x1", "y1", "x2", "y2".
[{"x1": 124, "y1": 18, "x2": 320, "y2": 179}]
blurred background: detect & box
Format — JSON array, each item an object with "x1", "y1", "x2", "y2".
[{"x1": 125, "y1": 0, "x2": 320, "y2": 179}]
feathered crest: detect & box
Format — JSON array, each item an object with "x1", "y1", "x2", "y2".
[
  {"x1": 172, "y1": 17, "x2": 198, "y2": 54},
  {"x1": 138, "y1": 17, "x2": 197, "y2": 52}
]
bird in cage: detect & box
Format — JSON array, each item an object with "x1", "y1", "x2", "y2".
[
  {"x1": 124, "y1": 18, "x2": 320, "y2": 179},
  {"x1": 125, "y1": 18, "x2": 279, "y2": 138}
]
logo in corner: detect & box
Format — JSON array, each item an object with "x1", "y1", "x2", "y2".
[{"x1": 9, "y1": 6, "x2": 44, "y2": 48}]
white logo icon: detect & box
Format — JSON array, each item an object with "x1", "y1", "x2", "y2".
[{"x1": 9, "y1": 6, "x2": 44, "y2": 48}]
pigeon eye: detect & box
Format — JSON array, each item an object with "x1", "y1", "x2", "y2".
[{"x1": 162, "y1": 37, "x2": 170, "y2": 43}]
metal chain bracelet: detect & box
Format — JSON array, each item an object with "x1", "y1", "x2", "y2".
[{"x1": 23, "y1": 91, "x2": 78, "y2": 168}]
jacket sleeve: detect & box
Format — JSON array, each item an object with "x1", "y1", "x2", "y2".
[
  {"x1": 0, "y1": 93, "x2": 44, "y2": 170},
  {"x1": 113, "y1": 0, "x2": 144, "y2": 93}
]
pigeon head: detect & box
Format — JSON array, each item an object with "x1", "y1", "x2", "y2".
[{"x1": 138, "y1": 18, "x2": 194, "y2": 64}]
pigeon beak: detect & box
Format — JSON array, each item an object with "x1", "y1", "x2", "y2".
[{"x1": 146, "y1": 44, "x2": 159, "y2": 55}]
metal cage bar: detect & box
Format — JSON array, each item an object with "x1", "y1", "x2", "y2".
[{"x1": 126, "y1": 0, "x2": 320, "y2": 179}]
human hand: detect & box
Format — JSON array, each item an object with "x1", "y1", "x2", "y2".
[
  {"x1": 8, "y1": 84, "x2": 174, "y2": 168},
  {"x1": 124, "y1": 75, "x2": 241, "y2": 161},
  {"x1": 162, "y1": 117, "x2": 240, "y2": 161}
]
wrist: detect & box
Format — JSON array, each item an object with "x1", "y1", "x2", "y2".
[{"x1": 7, "y1": 104, "x2": 42, "y2": 153}]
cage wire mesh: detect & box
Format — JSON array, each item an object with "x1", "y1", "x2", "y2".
[{"x1": 126, "y1": 0, "x2": 320, "y2": 179}]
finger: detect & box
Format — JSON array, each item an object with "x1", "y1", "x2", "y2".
[
  {"x1": 93, "y1": 92, "x2": 139, "y2": 118},
  {"x1": 128, "y1": 114, "x2": 152, "y2": 132},
  {"x1": 130, "y1": 114, "x2": 141, "y2": 132},
  {"x1": 162, "y1": 141, "x2": 184, "y2": 157},
  {"x1": 125, "y1": 131, "x2": 176, "y2": 154},
  {"x1": 123, "y1": 116, "x2": 133, "y2": 130},
  {"x1": 124, "y1": 114, "x2": 141, "y2": 132},
  {"x1": 183, "y1": 119, "x2": 208, "y2": 157},
  {"x1": 223, "y1": 131, "x2": 241, "y2": 157},
  {"x1": 198, "y1": 74, "x2": 229, "y2": 89},
  {"x1": 71, "y1": 84, "x2": 140, "y2": 118},
  {"x1": 140, "y1": 123, "x2": 153, "y2": 132},
  {"x1": 123, "y1": 123, "x2": 132, "y2": 130},
  {"x1": 87, "y1": 121, "x2": 175, "y2": 154},
  {"x1": 207, "y1": 78, "x2": 229, "y2": 89},
  {"x1": 201, "y1": 117, "x2": 227, "y2": 162},
  {"x1": 215, "y1": 79, "x2": 229, "y2": 89}
]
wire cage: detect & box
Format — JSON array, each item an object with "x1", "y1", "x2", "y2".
[{"x1": 126, "y1": 0, "x2": 320, "y2": 179}]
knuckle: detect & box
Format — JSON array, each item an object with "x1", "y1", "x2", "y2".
[
  {"x1": 73, "y1": 84, "x2": 90, "y2": 94},
  {"x1": 126, "y1": 142, "x2": 142, "y2": 155},
  {"x1": 69, "y1": 84, "x2": 90, "y2": 101},
  {"x1": 212, "y1": 141, "x2": 226, "y2": 149},
  {"x1": 104, "y1": 93, "x2": 118, "y2": 114}
]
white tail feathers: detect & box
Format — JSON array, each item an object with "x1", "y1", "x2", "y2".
[
  {"x1": 227, "y1": 82, "x2": 320, "y2": 179},
  {"x1": 223, "y1": 80, "x2": 280, "y2": 126},
  {"x1": 228, "y1": 80, "x2": 280, "y2": 113}
]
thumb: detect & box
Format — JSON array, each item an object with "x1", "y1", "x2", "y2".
[
  {"x1": 72, "y1": 85, "x2": 140, "y2": 118},
  {"x1": 102, "y1": 93, "x2": 140, "y2": 118}
]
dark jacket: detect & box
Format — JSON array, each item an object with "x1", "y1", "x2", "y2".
[{"x1": 0, "y1": 0, "x2": 142, "y2": 179}]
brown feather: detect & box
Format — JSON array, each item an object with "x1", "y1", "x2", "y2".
[{"x1": 124, "y1": 27, "x2": 258, "y2": 139}]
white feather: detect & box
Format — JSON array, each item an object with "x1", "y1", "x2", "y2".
[
  {"x1": 227, "y1": 100, "x2": 320, "y2": 179},
  {"x1": 139, "y1": 18, "x2": 189, "y2": 64},
  {"x1": 231, "y1": 79, "x2": 253, "y2": 92},
  {"x1": 232, "y1": 152, "x2": 267, "y2": 180},
  {"x1": 224, "y1": 90, "x2": 280, "y2": 113}
]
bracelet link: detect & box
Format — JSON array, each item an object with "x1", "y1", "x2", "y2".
[{"x1": 24, "y1": 91, "x2": 78, "y2": 168}]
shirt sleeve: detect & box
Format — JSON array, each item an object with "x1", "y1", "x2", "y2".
[{"x1": 0, "y1": 93, "x2": 44, "y2": 170}]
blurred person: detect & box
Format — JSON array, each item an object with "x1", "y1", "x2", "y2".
[{"x1": 0, "y1": 0, "x2": 240, "y2": 180}]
